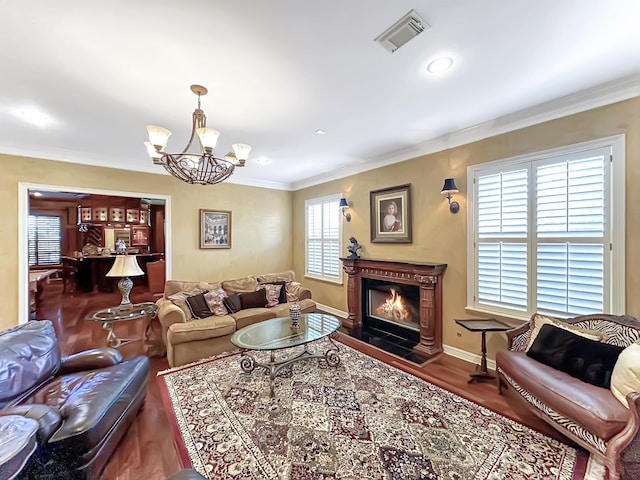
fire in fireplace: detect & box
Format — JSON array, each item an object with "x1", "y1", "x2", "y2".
[{"x1": 366, "y1": 279, "x2": 420, "y2": 332}]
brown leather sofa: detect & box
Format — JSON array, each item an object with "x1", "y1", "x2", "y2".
[
  {"x1": 0, "y1": 415, "x2": 39, "y2": 480},
  {"x1": 496, "y1": 314, "x2": 640, "y2": 480},
  {"x1": 0, "y1": 320, "x2": 149, "y2": 480},
  {"x1": 156, "y1": 270, "x2": 316, "y2": 367}
]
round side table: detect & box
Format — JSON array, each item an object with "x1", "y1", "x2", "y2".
[{"x1": 86, "y1": 302, "x2": 158, "y2": 349}]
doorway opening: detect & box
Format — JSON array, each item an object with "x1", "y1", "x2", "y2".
[{"x1": 19, "y1": 182, "x2": 172, "y2": 324}]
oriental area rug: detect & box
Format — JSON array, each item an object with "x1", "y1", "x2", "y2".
[{"x1": 158, "y1": 342, "x2": 601, "y2": 480}]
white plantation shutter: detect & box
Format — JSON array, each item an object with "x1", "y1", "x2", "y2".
[
  {"x1": 477, "y1": 170, "x2": 528, "y2": 311},
  {"x1": 28, "y1": 214, "x2": 62, "y2": 266},
  {"x1": 478, "y1": 243, "x2": 527, "y2": 311},
  {"x1": 536, "y1": 243, "x2": 604, "y2": 314},
  {"x1": 306, "y1": 195, "x2": 342, "y2": 282},
  {"x1": 469, "y1": 139, "x2": 621, "y2": 318},
  {"x1": 535, "y1": 155, "x2": 606, "y2": 315}
]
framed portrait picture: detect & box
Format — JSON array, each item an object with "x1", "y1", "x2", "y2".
[
  {"x1": 131, "y1": 226, "x2": 149, "y2": 246},
  {"x1": 370, "y1": 184, "x2": 412, "y2": 243},
  {"x1": 200, "y1": 209, "x2": 231, "y2": 249}
]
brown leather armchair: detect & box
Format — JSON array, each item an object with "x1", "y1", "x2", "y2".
[
  {"x1": 166, "y1": 469, "x2": 207, "y2": 480},
  {"x1": 0, "y1": 320, "x2": 149, "y2": 480}
]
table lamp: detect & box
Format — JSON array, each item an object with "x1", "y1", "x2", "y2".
[{"x1": 106, "y1": 255, "x2": 144, "y2": 309}]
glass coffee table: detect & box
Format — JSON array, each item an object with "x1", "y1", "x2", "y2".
[
  {"x1": 86, "y1": 302, "x2": 158, "y2": 349},
  {"x1": 230, "y1": 313, "x2": 341, "y2": 396}
]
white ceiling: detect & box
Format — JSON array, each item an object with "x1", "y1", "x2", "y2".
[{"x1": 1, "y1": 1, "x2": 639, "y2": 191}]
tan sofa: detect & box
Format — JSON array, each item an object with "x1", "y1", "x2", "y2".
[{"x1": 156, "y1": 271, "x2": 316, "y2": 367}]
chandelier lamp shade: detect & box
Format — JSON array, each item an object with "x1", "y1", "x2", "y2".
[{"x1": 144, "y1": 84, "x2": 251, "y2": 186}]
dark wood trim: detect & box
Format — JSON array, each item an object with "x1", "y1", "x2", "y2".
[{"x1": 340, "y1": 258, "x2": 446, "y2": 357}]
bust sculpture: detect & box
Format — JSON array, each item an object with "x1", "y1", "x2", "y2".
[{"x1": 346, "y1": 236, "x2": 362, "y2": 259}]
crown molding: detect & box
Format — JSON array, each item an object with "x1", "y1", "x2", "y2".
[
  {"x1": 0, "y1": 144, "x2": 294, "y2": 191},
  {"x1": 3, "y1": 75, "x2": 638, "y2": 193},
  {"x1": 292, "y1": 74, "x2": 640, "y2": 191}
]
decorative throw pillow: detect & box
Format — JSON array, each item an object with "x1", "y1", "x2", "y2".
[
  {"x1": 257, "y1": 283, "x2": 284, "y2": 307},
  {"x1": 185, "y1": 292, "x2": 213, "y2": 319},
  {"x1": 168, "y1": 288, "x2": 207, "y2": 319},
  {"x1": 525, "y1": 313, "x2": 605, "y2": 351},
  {"x1": 265, "y1": 280, "x2": 288, "y2": 303},
  {"x1": 610, "y1": 341, "x2": 640, "y2": 407},
  {"x1": 527, "y1": 324, "x2": 624, "y2": 388},
  {"x1": 223, "y1": 293, "x2": 242, "y2": 314},
  {"x1": 239, "y1": 289, "x2": 268, "y2": 310},
  {"x1": 286, "y1": 281, "x2": 305, "y2": 302},
  {"x1": 204, "y1": 288, "x2": 229, "y2": 316}
]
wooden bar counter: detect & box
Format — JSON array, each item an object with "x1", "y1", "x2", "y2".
[{"x1": 61, "y1": 253, "x2": 163, "y2": 293}]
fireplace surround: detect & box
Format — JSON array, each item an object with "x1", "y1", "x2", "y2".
[{"x1": 340, "y1": 258, "x2": 447, "y2": 358}]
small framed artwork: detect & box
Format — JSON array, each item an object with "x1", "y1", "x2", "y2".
[
  {"x1": 80, "y1": 207, "x2": 92, "y2": 222},
  {"x1": 131, "y1": 226, "x2": 149, "y2": 246},
  {"x1": 126, "y1": 209, "x2": 140, "y2": 223},
  {"x1": 93, "y1": 207, "x2": 108, "y2": 222},
  {"x1": 110, "y1": 207, "x2": 124, "y2": 222},
  {"x1": 139, "y1": 209, "x2": 148, "y2": 225},
  {"x1": 370, "y1": 184, "x2": 412, "y2": 243},
  {"x1": 200, "y1": 209, "x2": 231, "y2": 249}
]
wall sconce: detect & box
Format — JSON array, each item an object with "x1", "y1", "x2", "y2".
[
  {"x1": 440, "y1": 178, "x2": 460, "y2": 214},
  {"x1": 339, "y1": 197, "x2": 351, "y2": 222}
]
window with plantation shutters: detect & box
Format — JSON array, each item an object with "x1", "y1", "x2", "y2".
[
  {"x1": 306, "y1": 195, "x2": 342, "y2": 283},
  {"x1": 468, "y1": 136, "x2": 625, "y2": 319},
  {"x1": 28, "y1": 214, "x2": 62, "y2": 267}
]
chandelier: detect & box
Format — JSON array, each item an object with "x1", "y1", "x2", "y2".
[{"x1": 144, "y1": 84, "x2": 251, "y2": 185}]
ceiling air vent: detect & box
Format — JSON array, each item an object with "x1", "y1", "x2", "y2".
[{"x1": 375, "y1": 10, "x2": 430, "y2": 53}]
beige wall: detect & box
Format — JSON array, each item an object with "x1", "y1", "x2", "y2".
[
  {"x1": 4, "y1": 98, "x2": 639, "y2": 360},
  {"x1": 1, "y1": 155, "x2": 293, "y2": 331},
  {"x1": 293, "y1": 97, "x2": 640, "y2": 360}
]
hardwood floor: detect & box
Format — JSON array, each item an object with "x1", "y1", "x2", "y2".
[{"x1": 34, "y1": 281, "x2": 569, "y2": 480}]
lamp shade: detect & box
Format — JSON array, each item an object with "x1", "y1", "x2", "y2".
[
  {"x1": 339, "y1": 197, "x2": 349, "y2": 208},
  {"x1": 146, "y1": 125, "x2": 171, "y2": 151},
  {"x1": 232, "y1": 143, "x2": 252, "y2": 162},
  {"x1": 106, "y1": 256, "x2": 144, "y2": 278},
  {"x1": 196, "y1": 127, "x2": 220, "y2": 151},
  {"x1": 441, "y1": 178, "x2": 459, "y2": 194}
]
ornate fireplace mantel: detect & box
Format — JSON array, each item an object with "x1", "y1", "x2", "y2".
[{"x1": 340, "y1": 257, "x2": 447, "y2": 358}]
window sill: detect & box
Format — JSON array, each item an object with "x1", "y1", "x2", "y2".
[
  {"x1": 304, "y1": 274, "x2": 343, "y2": 286},
  {"x1": 464, "y1": 306, "x2": 529, "y2": 327}
]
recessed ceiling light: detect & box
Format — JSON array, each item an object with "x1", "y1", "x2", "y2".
[
  {"x1": 426, "y1": 56, "x2": 454, "y2": 74},
  {"x1": 10, "y1": 105, "x2": 57, "y2": 128},
  {"x1": 255, "y1": 157, "x2": 271, "y2": 166},
  {"x1": 32, "y1": 191, "x2": 43, "y2": 197},
  {"x1": 315, "y1": 129, "x2": 327, "y2": 136}
]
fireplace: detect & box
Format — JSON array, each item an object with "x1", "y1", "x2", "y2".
[
  {"x1": 365, "y1": 277, "x2": 420, "y2": 330},
  {"x1": 340, "y1": 258, "x2": 446, "y2": 359}
]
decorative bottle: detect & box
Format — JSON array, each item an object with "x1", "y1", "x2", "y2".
[{"x1": 289, "y1": 301, "x2": 301, "y2": 330}]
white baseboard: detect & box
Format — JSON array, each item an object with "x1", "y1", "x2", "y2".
[
  {"x1": 315, "y1": 303, "x2": 494, "y2": 369},
  {"x1": 442, "y1": 345, "x2": 496, "y2": 371},
  {"x1": 315, "y1": 303, "x2": 346, "y2": 318}
]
